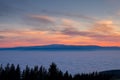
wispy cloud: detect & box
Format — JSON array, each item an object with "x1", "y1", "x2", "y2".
[
  {"x1": 61, "y1": 28, "x2": 120, "y2": 42},
  {"x1": 28, "y1": 15, "x2": 55, "y2": 24},
  {"x1": 59, "y1": 19, "x2": 120, "y2": 42},
  {"x1": 91, "y1": 20, "x2": 116, "y2": 34},
  {"x1": 61, "y1": 18, "x2": 81, "y2": 27},
  {"x1": 0, "y1": 36, "x2": 5, "y2": 39},
  {"x1": 41, "y1": 9, "x2": 97, "y2": 21},
  {"x1": 23, "y1": 15, "x2": 57, "y2": 31}
]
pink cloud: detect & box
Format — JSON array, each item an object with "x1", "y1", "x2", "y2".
[
  {"x1": 59, "y1": 19, "x2": 120, "y2": 42},
  {"x1": 28, "y1": 15, "x2": 55, "y2": 23},
  {"x1": 61, "y1": 18, "x2": 81, "y2": 27}
]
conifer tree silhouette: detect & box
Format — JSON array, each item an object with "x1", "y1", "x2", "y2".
[
  {"x1": 15, "y1": 64, "x2": 20, "y2": 80},
  {"x1": 0, "y1": 63, "x2": 113, "y2": 80},
  {"x1": 48, "y1": 62, "x2": 59, "y2": 80}
]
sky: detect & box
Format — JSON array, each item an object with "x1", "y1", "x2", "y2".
[{"x1": 0, "y1": 0, "x2": 120, "y2": 47}]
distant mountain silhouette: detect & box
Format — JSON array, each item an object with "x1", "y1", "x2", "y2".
[{"x1": 0, "y1": 44, "x2": 120, "y2": 51}]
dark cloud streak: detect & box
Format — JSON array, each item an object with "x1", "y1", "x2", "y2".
[
  {"x1": 61, "y1": 28, "x2": 120, "y2": 42},
  {"x1": 0, "y1": 35, "x2": 5, "y2": 39}
]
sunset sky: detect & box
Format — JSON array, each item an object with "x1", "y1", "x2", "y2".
[{"x1": 0, "y1": 0, "x2": 120, "y2": 47}]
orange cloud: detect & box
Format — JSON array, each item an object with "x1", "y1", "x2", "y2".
[
  {"x1": 59, "y1": 19, "x2": 120, "y2": 44},
  {"x1": 91, "y1": 20, "x2": 116, "y2": 34},
  {"x1": 1, "y1": 17, "x2": 120, "y2": 47}
]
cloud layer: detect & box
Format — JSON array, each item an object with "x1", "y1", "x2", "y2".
[
  {"x1": 0, "y1": 0, "x2": 120, "y2": 47},
  {"x1": 1, "y1": 14, "x2": 120, "y2": 47}
]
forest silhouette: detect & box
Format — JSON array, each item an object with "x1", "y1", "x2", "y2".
[{"x1": 0, "y1": 63, "x2": 113, "y2": 80}]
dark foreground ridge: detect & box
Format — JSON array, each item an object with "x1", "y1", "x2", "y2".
[
  {"x1": 0, "y1": 44, "x2": 120, "y2": 51},
  {"x1": 100, "y1": 70, "x2": 120, "y2": 79},
  {"x1": 0, "y1": 63, "x2": 118, "y2": 80}
]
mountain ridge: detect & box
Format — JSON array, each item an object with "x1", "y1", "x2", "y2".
[{"x1": 0, "y1": 44, "x2": 120, "y2": 51}]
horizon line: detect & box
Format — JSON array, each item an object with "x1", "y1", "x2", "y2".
[{"x1": 0, "y1": 44, "x2": 120, "y2": 48}]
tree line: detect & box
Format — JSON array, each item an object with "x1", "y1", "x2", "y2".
[{"x1": 0, "y1": 63, "x2": 113, "y2": 80}]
